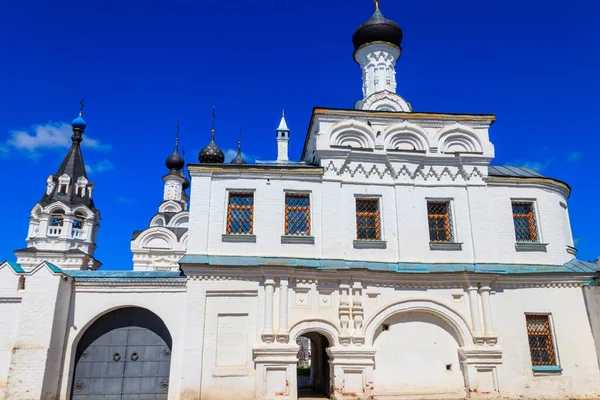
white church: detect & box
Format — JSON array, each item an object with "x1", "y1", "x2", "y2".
[{"x1": 1, "y1": 2, "x2": 600, "y2": 399}]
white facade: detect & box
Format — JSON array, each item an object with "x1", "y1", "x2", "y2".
[{"x1": 0, "y1": 3, "x2": 599, "y2": 400}]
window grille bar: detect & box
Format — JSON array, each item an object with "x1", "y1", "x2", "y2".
[
  {"x1": 512, "y1": 202, "x2": 538, "y2": 242},
  {"x1": 227, "y1": 193, "x2": 254, "y2": 234},
  {"x1": 526, "y1": 314, "x2": 556, "y2": 366},
  {"x1": 285, "y1": 194, "x2": 311, "y2": 236},
  {"x1": 356, "y1": 199, "x2": 381, "y2": 240},
  {"x1": 427, "y1": 201, "x2": 453, "y2": 242}
]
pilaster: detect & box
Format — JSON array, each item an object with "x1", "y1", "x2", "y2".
[
  {"x1": 262, "y1": 277, "x2": 276, "y2": 343},
  {"x1": 276, "y1": 277, "x2": 289, "y2": 344}
]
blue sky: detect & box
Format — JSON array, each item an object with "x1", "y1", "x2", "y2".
[{"x1": 0, "y1": 0, "x2": 598, "y2": 268}]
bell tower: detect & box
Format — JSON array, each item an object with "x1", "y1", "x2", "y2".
[{"x1": 14, "y1": 101, "x2": 102, "y2": 270}]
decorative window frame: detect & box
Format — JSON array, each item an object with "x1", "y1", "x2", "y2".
[
  {"x1": 353, "y1": 194, "x2": 386, "y2": 249},
  {"x1": 222, "y1": 189, "x2": 256, "y2": 243},
  {"x1": 524, "y1": 313, "x2": 562, "y2": 374},
  {"x1": 281, "y1": 190, "x2": 314, "y2": 245},
  {"x1": 425, "y1": 198, "x2": 462, "y2": 250},
  {"x1": 511, "y1": 199, "x2": 547, "y2": 252}
]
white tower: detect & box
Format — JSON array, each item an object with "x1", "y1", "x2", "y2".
[
  {"x1": 352, "y1": 1, "x2": 411, "y2": 112},
  {"x1": 15, "y1": 103, "x2": 102, "y2": 271},
  {"x1": 130, "y1": 127, "x2": 189, "y2": 271},
  {"x1": 276, "y1": 111, "x2": 290, "y2": 162}
]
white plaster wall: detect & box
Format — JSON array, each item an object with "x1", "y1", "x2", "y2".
[
  {"x1": 476, "y1": 185, "x2": 573, "y2": 265},
  {"x1": 373, "y1": 312, "x2": 465, "y2": 397},
  {"x1": 5, "y1": 266, "x2": 70, "y2": 399},
  {"x1": 492, "y1": 285, "x2": 600, "y2": 398},
  {"x1": 188, "y1": 177, "x2": 323, "y2": 260},
  {"x1": 0, "y1": 301, "x2": 20, "y2": 397},
  {"x1": 0, "y1": 267, "x2": 21, "y2": 397},
  {"x1": 187, "y1": 172, "x2": 572, "y2": 266},
  {"x1": 583, "y1": 286, "x2": 600, "y2": 370}
]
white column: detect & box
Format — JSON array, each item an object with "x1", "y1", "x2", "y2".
[
  {"x1": 480, "y1": 286, "x2": 494, "y2": 335},
  {"x1": 468, "y1": 285, "x2": 483, "y2": 334},
  {"x1": 279, "y1": 277, "x2": 289, "y2": 332},
  {"x1": 262, "y1": 278, "x2": 275, "y2": 343},
  {"x1": 61, "y1": 217, "x2": 73, "y2": 239}
]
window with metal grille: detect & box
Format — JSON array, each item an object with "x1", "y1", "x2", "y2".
[
  {"x1": 285, "y1": 194, "x2": 310, "y2": 236},
  {"x1": 356, "y1": 198, "x2": 381, "y2": 240},
  {"x1": 526, "y1": 314, "x2": 557, "y2": 366},
  {"x1": 512, "y1": 202, "x2": 538, "y2": 242},
  {"x1": 227, "y1": 193, "x2": 254, "y2": 234},
  {"x1": 427, "y1": 201, "x2": 453, "y2": 242}
]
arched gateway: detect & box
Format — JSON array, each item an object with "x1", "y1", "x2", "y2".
[{"x1": 70, "y1": 307, "x2": 172, "y2": 399}]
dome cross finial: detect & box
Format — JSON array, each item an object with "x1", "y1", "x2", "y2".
[
  {"x1": 175, "y1": 120, "x2": 180, "y2": 150},
  {"x1": 79, "y1": 98, "x2": 84, "y2": 116}
]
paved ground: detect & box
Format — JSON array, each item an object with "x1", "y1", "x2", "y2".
[{"x1": 298, "y1": 388, "x2": 328, "y2": 399}]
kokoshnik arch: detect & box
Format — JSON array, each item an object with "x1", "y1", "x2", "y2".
[{"x1": 1, "y1": 1, "x2": 600, "y2": 400}]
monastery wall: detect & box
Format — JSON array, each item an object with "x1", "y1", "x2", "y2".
[{"x1": 0, "y1": 268, "x2": 20, "y2": 399}]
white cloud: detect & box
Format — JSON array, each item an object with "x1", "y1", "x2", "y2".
[
  {"x1": 85, "y1": 159, "x2": 115, "y2": 174},
  {"x1": 4, "y1": 122, "x2": 111, "y2": 155},
  {"x1": 505, "y1": 160, "x2": 551, "y2": 172},
  {"x1": 567, "y1": 151, "x2": 582, "y2": 162}
]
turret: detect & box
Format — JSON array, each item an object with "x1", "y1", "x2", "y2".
[
  {"x1": 276, "y1": 111, "x2": 289, "y2": 162},
  {"x1": 15, "y1": 100, "x2": 102, "y2": 270}
]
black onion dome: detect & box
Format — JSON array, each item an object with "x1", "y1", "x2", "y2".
[
  {"x1": 166, "y1": 147, "x2": 184, "y2": 170},
  {"x1": 352, "y1": 2, "x2": 403, "y2": 52},
  {"x1": 198, "y1": 130, "x2": 225, "y2": 163},
  {"x1": 230, "y1": 142, "x2": 247, "y2": 165},
  {"x1": 180, "y1": 170, "x2": 190, "y2": 190}
]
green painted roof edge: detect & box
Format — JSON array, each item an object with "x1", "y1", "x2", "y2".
[{"x1": 179, "y1": 254, "x2": 598, "y2": 275}]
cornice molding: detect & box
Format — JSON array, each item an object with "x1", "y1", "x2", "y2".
[
  {"x1": 189, "y1": 165, "x2": 323, "y2": 178},
  {"x1": 486, "y1": 176, "x2": 570, "y2": 199},
  {"x1": 313, "y1": 108, "x2": 496, "y2": 124}
]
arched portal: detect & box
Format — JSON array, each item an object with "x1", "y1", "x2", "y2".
[
  {"x1": 296, "y1": 332, "x2": 331, "y2": 399},
  {"x1": 70, "y1": 307, "x2": 172, "y2": 399},
  {"x1": 373, "y1": 311, "x2": 466, "y2": 398}
]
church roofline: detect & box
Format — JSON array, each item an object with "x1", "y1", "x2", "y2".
[
  {"x1": 300, "y1": 106, "x2": 497, "y2": 160},
  {"x1": 188, "y1": 163, "x2": 323, "y2": 176}
]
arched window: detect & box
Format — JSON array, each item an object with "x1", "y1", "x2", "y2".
[
  {"x1": 72, "y1": 212, "x2": 85, "y2": 238},
  {"x1": 50, "y1": 210, "x2": 65, "y2": 227}
]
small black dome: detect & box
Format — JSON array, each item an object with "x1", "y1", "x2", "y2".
[
  {"x1": 230, "y1": 142, "x2": 247, "y2": 165},
  {"x1": 181, "y1": 170, "x2": 190, "y2": 190},
  {"x1": 198, "y1": 130, "x2": 225, "y2": 164},
  {"x1": 166, "y1": 147, "x2": 184, "y2": 171},
  {"x1": 352, "y1": 2, "x2": 403, "y2": 52}
]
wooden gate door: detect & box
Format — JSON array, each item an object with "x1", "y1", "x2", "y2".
[{"x1": 71, "y1": 307, "x2": 172, "y2": 399}]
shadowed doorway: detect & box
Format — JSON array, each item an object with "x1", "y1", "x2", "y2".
[{"x1": 296, "y1": 332, "x2": 331, "y2": 399}]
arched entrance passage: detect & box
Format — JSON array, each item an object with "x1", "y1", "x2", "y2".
[
  {"x1": 70, "y1": 307, "x2": 172, "y2": 399},
  {"x1": 296, "y1": 332, "x2": 331, "y2": 399}
]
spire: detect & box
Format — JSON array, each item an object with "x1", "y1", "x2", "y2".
[
  {"x1": 40, "y1": 101, "x2": 95, "y2": 210},
  {"x1": 166, "y1": 121, "x2": 185, "y2": 171},
  {"x1": 231, "y1": 126, "x2": 247, "y2": 165},
  {"x1": 277, "y1": 110, "x2": 289, "y2": 131}
]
